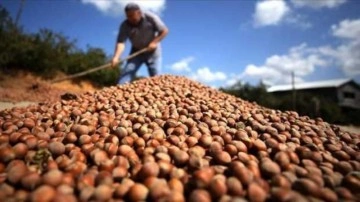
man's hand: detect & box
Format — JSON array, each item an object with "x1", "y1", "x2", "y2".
[
  {"x1": 148, "y1": 41, "x2": 158, "y2": 51},
  {"x1": 111, "y1": 57, "x2": 119, "y2": 68}
]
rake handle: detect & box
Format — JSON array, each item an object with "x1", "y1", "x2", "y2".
[{"x1": 50, "y1": 48, "x2": 149, "y2": 84}]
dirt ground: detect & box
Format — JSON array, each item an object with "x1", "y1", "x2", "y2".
[
  {"x1": 0, "y1": 70, "x2": 99, "y2": 111},
  {"x1": 337, "y1": 125, "x2": 360, "y2": 135},
  {"x1": 0, "y1": 101, "x2": 37, "y2": 111},
  {"x1": 0, "y1": 70, "x2": 98, "y2": 103}
]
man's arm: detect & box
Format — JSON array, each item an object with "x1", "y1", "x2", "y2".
[
  {"x1": 113, "y1": 43, "x2": 125, "y2": 60},
  {"x1": 112, "y1": 23, "x2": 128, "y2": 67},
  {"x1": 148, "y1": 28, "x2": 168, "y2": 50},
  {"x1": 152, "y1": 28, "x2": 169, "y2": 43},
  {"x1": 147, "y1": 12, "x2": 169, "y2": 50},
  {"x1": 111, "y1": 42, "x2": 125, "y2": 68}
]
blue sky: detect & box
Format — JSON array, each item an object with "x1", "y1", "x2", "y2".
[{"x1": 3, "y1": 0, "x2": 360, "y2": 88}]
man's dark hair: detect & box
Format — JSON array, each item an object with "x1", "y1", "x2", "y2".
[{"x1": 125, "y1": 3, "x2": 140, "y2": 12}]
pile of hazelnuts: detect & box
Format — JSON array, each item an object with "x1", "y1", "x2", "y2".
[{"x1": 0, "y1": 75, "x2": 359, "y2": 202}]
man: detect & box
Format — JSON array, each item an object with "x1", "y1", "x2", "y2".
[{"x1": 111, "y1": 3, "x2": 169, "y2": 84}]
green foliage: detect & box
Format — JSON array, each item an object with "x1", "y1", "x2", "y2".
[
  {"x1": 0, "y1": 6, "x2": 119, "y2": 87},
  {"x1": 343, "y1": 108, "x2": 360, "y2": 125},
  {"x1": 84, "y1": 47, "x2": 120, "y2": 87},
  {"x1": 220, "y1": 81, "x2": 358, "y2": 125},
  {"x1": 273, "y1": 92, "x2": 346, "y2": 124},
  {"x1": 0, "y1": 6, "x2": 24, "y2": 69},
  {"x1": 318, "y1": 98, "x2": 345, "y2": 123},
  {"x1": 219, "y1": 81, "x2": 277, "y2": 108},
  {"x1": 66, "y1": 46, "x2": 120, "y2": 86}
]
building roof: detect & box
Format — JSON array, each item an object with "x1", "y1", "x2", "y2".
[{"x1": 267, "y1": 78, "x2": 352, "y2": 93}]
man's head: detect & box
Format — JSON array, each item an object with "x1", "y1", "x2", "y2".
[{"x1": 125, "y1": 3, "x2": 142, "y2": 25}]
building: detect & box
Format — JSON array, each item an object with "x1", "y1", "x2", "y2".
[{"x1": 266, "y1": 78, "x2": 360, "y2": 109}]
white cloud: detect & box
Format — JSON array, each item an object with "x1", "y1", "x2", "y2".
[
  {"x1": 252, "y1": 0, "x2": 347, "y2": 29},
  {"x1": 222, "y1": 73, "x2": 243, "y2": 87},
  {"x1": 190, "y1": 67, "x2": 227, "y2": 83},
  {"x1": 82, "y1": 0, "x2": 112, "y2": 13},
  {"x1": 225, "y1": 78, "x2": 240, "y2": 87},
  {"x1": 331, "y1": 19, "x2": 360, "y2": 39},
  {"x1": 285, "y1": 13, "x2": 312, "y2": 29},
  {"x1": 241, "y1": 18, "x2": 360, "y2": 85},
  {"x1": 81, "y1": 0, "x2": 166, "y2": 16},
  {"x1": 241, "y1": 43, "x2": 328, "y2": 85},
  {"x1": 329, "y1": 40, "x2": 360, "y2": 76},
  {"x1": 242, "y1": 65, "x2": 282, "y2": 85},
  {"x1": 241, "y1": 64, "x2": 305, "y2": 86},
  {"x1": 170, "y1": 57, "x2": 194, "y2": 72},
  {"x1": 266, "y1": 44, "x2": 328, "y2": 76},
  {"x1": 168, "y1": 57, "x2": 226, "y2": 85},
  {"x1": 319, "y1": 19, "x2": 360, "y2": 76},
  {"x1": 291, "y1": 0, "x2": 346, "y2": 9},
  {"x1": 253, "y1": 0, "x2": 290, "y2": 27}
]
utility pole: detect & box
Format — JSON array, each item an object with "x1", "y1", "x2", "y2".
[
  {"x1": 311, "y1": 97, "x2": 320, "y2": 117},
  {"x1": 15, "y1": 0, "x2": 26, "y2": 27},
  {"x1": 292, "y1": 71, "x2": 296, "y2": 111}
]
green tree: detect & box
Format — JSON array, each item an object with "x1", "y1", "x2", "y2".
[
  {"x1": 0, "y1": 6, "x2": 24, "y2": 70},
  {"x1": 0, "y1": 6, "x2": 120, "y2": 87},
  {"x1": 83, "y1": 46, "x2": 120, "y2": 86},
  {"x1": 220, "y1": 81, "x2": 277, "y2": 108},
  {"x1": 220, "y1": 80, "x2": 358, "y2": 125}
]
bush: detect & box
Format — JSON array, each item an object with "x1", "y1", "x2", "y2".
[
  {"x1": 65, "y1": 46, "x2": 120, "y2": 86},
  {"x1": 220, "y1": 81, "x2": 277, "y2": 108},
  {"x1": 220, "y1": 81, "x2": 357, "y2": 125},
  {"x1": 273, "y1": 92, "x2": 346, "y2": 124},
  {"x1": 0, "y1": 6, "x2": 120, "y2": 87}
]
